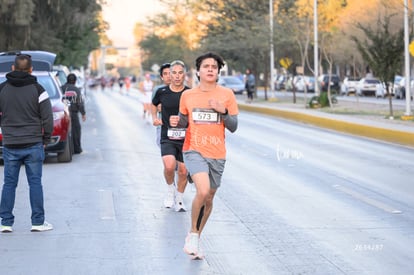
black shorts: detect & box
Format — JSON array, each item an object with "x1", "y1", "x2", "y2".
[{"x1": 160, "y1": 141, "x2": 184, "y2": 162}]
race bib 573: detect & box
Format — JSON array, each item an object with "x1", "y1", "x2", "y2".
[{"x1": 192, "y1": 108, "x2": 221, "y2": 124}]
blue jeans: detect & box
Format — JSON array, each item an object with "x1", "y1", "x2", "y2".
[{"x1": 0, "y1": 143, "x2": 45, "y2": 226}]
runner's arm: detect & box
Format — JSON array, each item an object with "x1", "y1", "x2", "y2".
[
  {"x1": 177, "y1": 112, "x2": 189, "y2": 128},
  {"x1": 222, "y1": 114, "x2": 238, "y2": 133}
]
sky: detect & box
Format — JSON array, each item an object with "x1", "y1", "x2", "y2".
[{"x1": 102, "y1": 0, "x2": 164, "y2": 47}]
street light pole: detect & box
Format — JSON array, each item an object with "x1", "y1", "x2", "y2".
[
  {"x1": 404, "y1": 0, "x2": 413, "y2": 116},
  {"x1": 314, "y1": 0, "x2": 319, "y2": 96},
  {"x1": 269, "y1": 0, "x2": 276, "y2": 99}
]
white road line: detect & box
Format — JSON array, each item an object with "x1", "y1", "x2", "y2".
[
  {"x1": 333, "y1": 184, "x2": 402, "y2": 214},
  {"x1": 98, "y1": 189, "x2": 116, "y2": 220}
]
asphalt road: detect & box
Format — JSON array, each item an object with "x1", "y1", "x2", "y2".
[{"x1": 0, "y1": 86, "x2": 413, "y2": 275}]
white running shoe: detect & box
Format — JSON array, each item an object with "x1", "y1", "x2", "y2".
[
  {"x1": 183, "y1": 232, "x2": 199, "y2": 255},
  {"x1": 191, "y1": 247, "x2": 205, "y2": 260},
  {"x1": 174, "y1": 193, "x2": 187, "y2": 212},
  {"x1": 0, "y1": 225, "x2": 13, "y2": 233},
  {"x1": 31, "y1": 221, "x2": 53, "y2": 232},
  {"x1": 164, "y1": 184, "x2": 175, "y2": 208}
]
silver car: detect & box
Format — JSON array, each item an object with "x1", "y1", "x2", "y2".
[{"x1": 218, "y1": 76, "x2": 245, "y2": 94}]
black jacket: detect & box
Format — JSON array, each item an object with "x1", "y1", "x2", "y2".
[
  {"x1": 0, "y1": 71, "x2": 53, "y2": 147},
  {"x1": 61, "y1": 83, "x2": 85, "y2": 115}
]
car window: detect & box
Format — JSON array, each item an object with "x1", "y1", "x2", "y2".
[
  {"x1": 54, "y1": 70, "x2": 67, "y2": 85},
  {"x1": 224, "y1": 77, "x2": 243, "y2": 85},
  {"x1": 37, "y1": 75, "x2": 60, "y2": 99},
  {"x1": 324, "y1": 75, "x2": 339, "y2": 82},
  {"x1": 366, "y1": 79, "x2": 380, "y2": 84}
]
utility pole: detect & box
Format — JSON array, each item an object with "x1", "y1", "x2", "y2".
[
  {"x1": 269, "y1": 0, "x2": 276, "y2": 100},
  {"x1": 314, "y1": 0, "x2": 319, "y2": 96},
  {"x1": 403, "y1": 0, "x2": 413, "y2": 117}
]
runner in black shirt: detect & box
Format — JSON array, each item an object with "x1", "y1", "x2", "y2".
[{"x1": 152, "y1": 60, "x2": 190, "y2": 211}]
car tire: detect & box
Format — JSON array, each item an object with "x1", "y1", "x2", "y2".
[
  {"x1": 57, "y1": 132, "x2": 73, "y2": 163},
  {"x1": 70, "y1": 132, "x2": 74, "y2": 155}
]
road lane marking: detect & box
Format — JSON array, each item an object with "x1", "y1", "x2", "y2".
[
  {"x1": 98, "y1": 189, "x2": 116, "y2": 220},
  {"x1": 333, "y1": 184, "x2": 402, "y2": 214}
]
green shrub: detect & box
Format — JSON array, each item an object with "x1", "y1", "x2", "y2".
[
  {"x1": 319, "y1": 92, "x2": 329, "y2": 107},
  {"x1": 308, "y1": 92, "x2": 337, "y2": 108}
]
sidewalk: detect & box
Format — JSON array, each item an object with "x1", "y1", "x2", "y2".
[{"x1": 236, "y1": 93, "x2": 414, "y2": 147}]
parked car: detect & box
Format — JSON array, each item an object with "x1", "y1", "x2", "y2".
[
  {"x1": 340, "y1": 76, "x2": 361, "y2": 96},
  {"x1": 355, "y1": 77, "x2": 384, "y2": 97},
  {"x1": 390, "y1": 75, "x2": 403, "y2": 97},
  {"x1": 294, "y1": 75, "x2": 315, "y2": 92},
  {"x1": 0, "y1": 51, "x2": 73, "y2": 162},
  {"x1": 218, "y1": 76, "x2": 245, "y2": 94},
  {"x1": 285, "y1": 76, "x2": 294, "y2": 91},
  {"x1": 275, "y1": 75, "x2": 287, "y2": 90},
  {"x1": 394, "y1": 76, "x2": 414, "y2": 99},
  {"x1": 318, "y1": 74, "x2": 340, "y2": 93}
]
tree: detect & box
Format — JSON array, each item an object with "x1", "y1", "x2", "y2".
[
  {"x1": 136, "y1": 0, "x2": 272, "y2": 93},
  {"x1": 296, "y1": 1, "x2": 315, "y2": 105},
  {"x1": 0, "y1": 0, "x2": 35, "y2": 49},
  {"x1": 135, "y1": 0, "x2": 206, "y2": 72},
  {"x1": 32, "y1": 0, "x2": 103, "y2": 67},
  {"x1": 0, "y1": 0, "x2": 104, "y2": 68},
  {"x1": 351, "y1": 14, "x2": 404, "y2": 118},
  {"x1": 199, "y1": 0, "x2": 270, "y2": 96},
  {"x1": 337, "y1": 0, "x2": 404, "y2": 77},
  {"x1": 132, "y1": 0, "x2": 407, "y2": 93},
  {"x1": 275, "y1": 0, "x2": 314, "y2": 104},
  {"x1": 139, "y1": 34, "x2": 189, "y2": 71}
]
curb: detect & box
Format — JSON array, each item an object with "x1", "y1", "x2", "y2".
[{"x1": 238, "y1": 104, "x2": 414, "y2": 147}]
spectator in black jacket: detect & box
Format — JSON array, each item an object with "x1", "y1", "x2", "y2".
[
  {"x1": 245, "y1": 68, "x2": 256, "y2": 103},
  {"x1": 0, "y1": 53, "x2": 54, "y2": 233},
  {"x1": 61, "y1": 73, "x2": 86, "y2": 154}
]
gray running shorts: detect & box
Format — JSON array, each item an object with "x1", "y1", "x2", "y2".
[
  {"x1": 161, "y1": 141, "x2": 184, "y2": 162},
  {"x1": 183, "y1": 150, "x2": 226, "y2": 189}
]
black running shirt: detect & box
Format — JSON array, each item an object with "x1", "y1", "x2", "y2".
[{"x1": 152, "y1": 85, "x2": 190, "y2": 143}]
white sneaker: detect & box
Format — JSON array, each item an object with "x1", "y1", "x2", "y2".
[
  {"x1": 174, "y1": 193, "x2": 187, "y2": 212},
  {"x1": 0, "y1": 225, "x2": 13, "y2": 233},
  {"x1": 183, "y1": 232, "x2": 199, "y2": 256},
  {"x1": 164, "y1": 184, "x2": 175, "y2": 208},
  {"x1": 31, "y1": 221, "x2": 53, "y2": 232},
  {"x1": 191, "y1": 246, "x2": 205, "y2": 260}
]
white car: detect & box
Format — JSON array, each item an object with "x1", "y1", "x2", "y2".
[
  {"x1": 340, "y1": 76, "x2": 361, "y2": 96},
  {"x1": 294, "y1": 76, "x2": 315, "y2": 92},
  {"x1": 356, "y1": 77, "x2": 384, "y2": 97}
]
